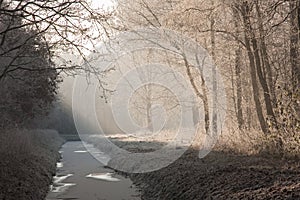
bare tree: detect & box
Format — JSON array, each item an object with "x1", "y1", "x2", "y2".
[
  {"x1": 0, "y1": 0, "x2": 113, "y2": 80},
  {"x1": 290, "y1": 0, "x2": 300, "y2": 89}
]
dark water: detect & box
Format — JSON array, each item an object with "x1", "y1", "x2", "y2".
[{"x1": 46, "y1": 141, "x2": 140, "y2": 200}]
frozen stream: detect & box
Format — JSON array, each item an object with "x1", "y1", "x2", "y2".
[{"x1": 46, "y1": 141, "x2": 140, "y2": 200}]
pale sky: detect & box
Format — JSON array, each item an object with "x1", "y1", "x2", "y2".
[
  {"x1": 59, "y1": 0, "x2": 117, "y2": 103},
  {"x1": 91, "y1": 0, "x2": 116, "y2": 10}
]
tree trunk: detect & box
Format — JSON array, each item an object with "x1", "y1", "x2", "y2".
[
  {"x1": 146, "y1": 101, "x2": 153, "y2": 132},
  {"x1": 249, "y1": 1, "x2": 277, "y2": 127},
  {"x1": 290, "y1": 0, "x2": 300, "y2": 89},
  {"x1": 146, "y1": 84, "x2": 153, "y2": 132},
  {"x1": 233, "y1": 6, "x2": 244, "y2": 129},
  {"x1": 235, "y1": 45, "x2": 244, "y2": 129},
  {"x1": 251, "y1": 35, "x2": 277, "y2": 125},
  {"x1": 290, "y1": 0, "x2": 300, "y2": 120},
  {"x1": 255, "y1": 1, "x2": 277, "y2": 106},
  {"x1": 184, "y1": 56, "x2": 210, "y2": 134},
  {"x1": 240, "y1": 2, "x2": 269, "y2": 134},
  {"x1": 210, "y1": 12, "x2": 218, "y2": 135}
]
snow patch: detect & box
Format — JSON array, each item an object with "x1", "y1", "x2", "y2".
[
  {"x1": 51, "y1": 183, "x2": 76, "y2": 193},
  {"x1": 53, "y1": 174, "x2": 73, "y2": 183},
  {"x1": 86, "y1": 173, "x2": 120, "y2": 182},
  {"x1": 56, "y1": 162, "x2": 63, "y2": 168},
  {"x1": 74, "y1": 150, "x2": 88, "y2": 153},
  {"x1": 50, "y1": 174, "x2": 76, "y2": 193}
]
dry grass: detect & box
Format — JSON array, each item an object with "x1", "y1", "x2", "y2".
[
  {"x1": 215, "y1": 127, "x2": 264, "y2": 155},
  {"x1": 214, "y1": 125, "x2": 300, "y2": 159},
  {"x1": 0, "y1": 129, "x2": 64, "y2": 200}
]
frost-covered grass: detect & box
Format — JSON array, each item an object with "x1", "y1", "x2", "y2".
[{"x1": 0, "y1": 129, "x2": 64, "y2": 200}]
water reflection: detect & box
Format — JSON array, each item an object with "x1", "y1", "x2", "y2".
[
  {"x1": 86, "y1": 173, "x2": 121, "y2": 182},
  {"x1": 47, "y1": 142, "x2": 140, "y2": 200},
  {"x1": 50, "y1": 174, "x2": 76, "y2": 193},
  {"x1": 74, "y1": 150, "x2": 88, "y2": 153}
]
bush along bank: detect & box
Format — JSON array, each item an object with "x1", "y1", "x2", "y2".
[{"x1": 0, "y1": 129, "x2": 64, "y2": 200}]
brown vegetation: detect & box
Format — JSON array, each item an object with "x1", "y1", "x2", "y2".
[{"x1": 129, "y1": 148, "x2": 300, "y2": 200}]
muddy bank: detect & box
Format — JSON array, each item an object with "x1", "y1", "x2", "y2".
[
  {"x1": 129, "y1": 149, "x2": 300, "y2": 200},
  {"x1": 0, "y1": 129, "x2": 64, "y2": 200},
  {"x1": 77, "y1": 134, "x2": 300, "y2": 199}
]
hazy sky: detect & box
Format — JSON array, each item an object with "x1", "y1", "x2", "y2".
[{"x1": 91, "y1": 0, "x2": 116, "y2": 9}]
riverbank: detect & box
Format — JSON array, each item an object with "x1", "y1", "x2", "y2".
[
  {"x1": 68, "y1": 134, "x2": 300, "y2": 199},
  {"x1": 0, "y1": 129, "x2": 64, "y2": 200},
  {"x1": 86, "y1": 134, "x2": 300, "y2": 199},
  {"x1": 129, "y1": 149, "x2": 300, "y2": 199}
]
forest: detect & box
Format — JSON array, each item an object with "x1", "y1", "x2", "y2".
[{"x1": 0, "y1": 0, "x2": 299, "y2": 199}]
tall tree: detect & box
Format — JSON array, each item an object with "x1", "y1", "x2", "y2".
[
  {"x1": 290, "y1": 0, "x2": 300, "y2": 89},
  {"x1": 233, "y1": 6, "x2": 244, "y2": 129},
  {"x1": 0, "y1": 16, "x2": 59, "y2": 128},
  {"x1": 239, "y1": 1, "x2": 269, "y2": 133},
  {"x1": 0, "y1": 0, "x2": 111, "y2": 80}
]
